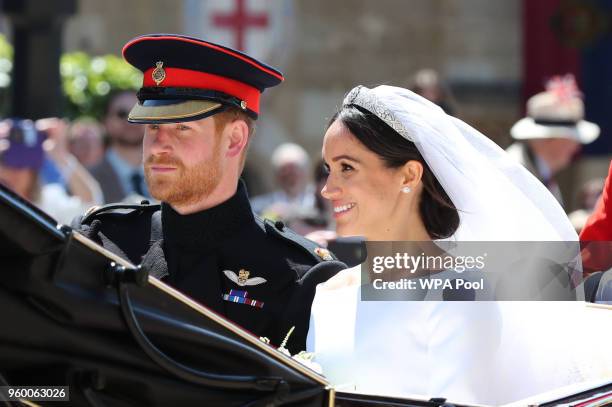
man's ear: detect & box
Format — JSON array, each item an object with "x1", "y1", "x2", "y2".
[
  {"x1": 400, "y1": 160, "x2": 424, "y2": 190},
  {"x1": 225, "y1": 119, "x2": 249, "y2": 158}
]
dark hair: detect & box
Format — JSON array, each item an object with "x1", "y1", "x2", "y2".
[
  {"x1": 330, "y1": 105, "x2": 459, "y2": 239},
  {"x1": 213, "y1": 106, "x2": 256, "y2": 138},
  {"x1": 104, "y1": 89, "x2": 137, "y2": 118}
]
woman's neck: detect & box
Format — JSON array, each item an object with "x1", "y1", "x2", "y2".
[
  {"x1": 369, "y1": 196, "x2": 431, "y2": 242},
  {"x1": 369, "y1": 216, "x2": 431, "y2": 241}
]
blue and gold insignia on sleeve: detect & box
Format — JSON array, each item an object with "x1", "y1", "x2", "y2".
[
  {"x1": 222, "y1": 289, "x2": 264, "y2": 309},
  {"x1": 314, "y1": 247, "x2": 333, "y2": 261}
]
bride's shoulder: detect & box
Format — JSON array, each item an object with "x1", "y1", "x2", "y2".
[{"x1": 317, "y1": 265, "x2": 361, "y2": 291}]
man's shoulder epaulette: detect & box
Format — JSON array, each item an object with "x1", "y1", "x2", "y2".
[
  {"x1": 256, "y1": 215, "x2": 338, "y2": 263},
  {"x1": 80, "y1": 201, "x2": 161, "y2": 225}
]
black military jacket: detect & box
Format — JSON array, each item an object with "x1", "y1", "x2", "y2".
[{"x1": 73, "y1": 182, "x2": 346, "y2": 353}]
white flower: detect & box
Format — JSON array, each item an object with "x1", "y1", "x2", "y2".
[
  {"x1": 262, "y1": 327, "x2": 324, "y2": 375},
  {"x1": 292, "y1": 351, "x2": 324, "y2": 375}
]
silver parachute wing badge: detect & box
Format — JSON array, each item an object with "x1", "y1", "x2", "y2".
[{"x1": 223, "y1": 269, "x2": 267, "y2": 286}]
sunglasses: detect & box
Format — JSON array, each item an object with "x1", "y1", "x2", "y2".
[{"x1": 113, "y1": 109, "x2": 130, "y2": 120}]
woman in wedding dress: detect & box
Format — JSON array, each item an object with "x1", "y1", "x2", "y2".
[{"x1": 306, "y1": 85, "x2": 612, "y2": 406}]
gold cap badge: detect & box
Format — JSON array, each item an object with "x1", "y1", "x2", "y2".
[
  {"x1": 152, "y1": 61, "x2": 166, "y2": 86},
  {"x1": 240, "y1": 100, "x2": 247, "y2": 110}
]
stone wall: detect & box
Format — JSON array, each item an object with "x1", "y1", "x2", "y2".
[
  {"x1": 64, "y1": 0, "x2": 184, "y2": 55},
  {"x1": 259, "y1": 0, "x2": 523, "y2": 192}
]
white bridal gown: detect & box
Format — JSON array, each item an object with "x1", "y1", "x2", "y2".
[{"x1": 307, "y1": 266, "x2": 612, "y2": 406}]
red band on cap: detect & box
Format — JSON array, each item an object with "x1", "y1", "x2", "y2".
[{"x1": 143, "y1": 67, "x2": 261, "y2": 114}]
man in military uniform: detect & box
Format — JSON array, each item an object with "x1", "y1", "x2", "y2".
[{"x1": 73, "y1": 34, "x2": 346, "y2": 353}]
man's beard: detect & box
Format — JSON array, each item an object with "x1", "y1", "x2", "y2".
[{"x1": 144, "y1": 152, "x2": 222, "y2": 207}]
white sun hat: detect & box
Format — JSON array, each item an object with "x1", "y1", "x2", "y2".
[{"x1": 510, "y1": 74, "x2": 600, "y2": 144}]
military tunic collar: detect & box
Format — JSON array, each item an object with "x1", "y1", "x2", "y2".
[{"x1": 161, "y1": 181, "x2": 254, "y2": 251}]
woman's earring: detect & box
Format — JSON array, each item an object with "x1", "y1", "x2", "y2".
[{"x1": 401, "y1": 186, "x2": 411, "y2": 193}]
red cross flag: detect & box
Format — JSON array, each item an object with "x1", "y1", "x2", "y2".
[
  {"x1": 184, "y1": 0, "x2": 294, "y2": 64},
  {"x1": 212, "y1": 0, "x2": 269, "y2": 51}
]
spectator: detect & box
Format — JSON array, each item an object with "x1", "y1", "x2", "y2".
[
  {"x1": 68, "y1": 118, "x2": 104, "y2": 167},
  {"x1": 410, "y1": 68, "x2": 457, "y2": 115},
  {"x1": 89, "y1": 90, "x2": 149, "y2": 203},
  {"x1": 312, "y1": 157, "x2": 333, "y2": 227},
  {"x1": 507, "y1": 75, "x2": 599, "y2": 207},
  {"x1": 568, "y1": 177, "x2": 605, "y2": 233},
  {"x1": 250, "y1": 142, "x2": 315, "y2": 220},
  {"x1": 286, "y1": 158, "x2": 334, "y2": 236},
  {"x1": 0, "y1": 118, "x2": 102, "y2": 224},
  {"x1": 580, "y1": 160, "x2": 612, "y2": 274}
]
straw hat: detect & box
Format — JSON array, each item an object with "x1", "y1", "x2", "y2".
[{"x1": 510, "y1": 75, "x2": 600, "y2": 144}]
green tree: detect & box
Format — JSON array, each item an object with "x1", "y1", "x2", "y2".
[
  {"x1": 0, "y1": 34, "x2": 13, "y2": 116},
  {"x1": 61, "y1": 52, "x2": 142, "y2": 119}
]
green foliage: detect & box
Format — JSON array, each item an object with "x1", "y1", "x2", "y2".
[
  {"x1": 0, "y1": 34, "x2": 13, "y2": 116},
  {"x1": 0, "y1": 34, "x2": 142, "y2": 119},
  {"x1": 0, "y1": 34, "x2": 12, "y2": 89},
  {"x1": 61, "y1": 53, "x2": 142, "y2": 119}
]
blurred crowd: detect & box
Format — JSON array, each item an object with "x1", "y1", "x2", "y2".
[
  {"x1": 0, "y1": 71, "x2": 609, "y2": 235},
  {"x1": 0, "y1": 90, "x2": 150, "y2": 224}
]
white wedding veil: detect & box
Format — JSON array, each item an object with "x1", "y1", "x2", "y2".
[{"x1": 343, "y1": 85, "x2": 577, "y2": 241}]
